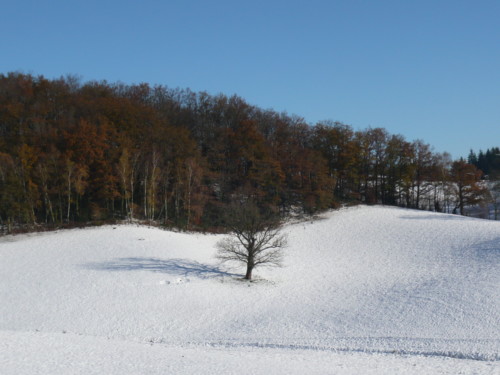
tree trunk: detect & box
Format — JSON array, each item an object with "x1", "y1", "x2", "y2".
[
  {"x1": 459, "y1": 185, "x2": 465, "y2": 215},
  {"x1": 244, "y1": 263, "x2": 253, "y2": 280},
  {"x1": 67, "y1": 171, "x2": 71, "y2": 222}
]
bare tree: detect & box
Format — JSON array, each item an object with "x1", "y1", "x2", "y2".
[
  {"x1": 450, "y1": 159, "x2": 489, "y2": 215},
  {"x1": 216, "y1": 202, "x2": 287, "y2": 280},
  {"x1": 487, "y1": 177, "x2": 500, "y2": 220}
]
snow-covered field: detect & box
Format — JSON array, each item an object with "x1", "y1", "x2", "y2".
[{"x1": 1, "y1": 206, "x2": 499, "y2": 374}]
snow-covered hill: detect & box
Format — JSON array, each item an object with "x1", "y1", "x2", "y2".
[{"x1": 1, "y1": 206, "x2": 499, "y2": 374}]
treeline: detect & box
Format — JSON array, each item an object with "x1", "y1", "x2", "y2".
[
  {"x1": 0, "y1": 72, "x2": 490, "y2": 233},
  {"x1": 468, "y1": 147, "x2": 500, "y2": 177}
]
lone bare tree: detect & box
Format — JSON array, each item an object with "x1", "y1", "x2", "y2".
[{"x1": 216, "y1": 202, "x2": 287, "y2": 280}]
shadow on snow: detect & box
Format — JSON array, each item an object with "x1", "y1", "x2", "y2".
[
  {"x1": 398, "y1": 214, "x2": 472, "y2": 221},
  {"x1": 82, "y1": 257, "x2": 239, "y2": 279}
]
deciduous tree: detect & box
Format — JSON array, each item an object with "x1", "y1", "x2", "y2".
[
  {"x1": 216, "y1": 202, "x2": 287, "y2": 280},
  {"x1": 450, "y1": 159, "x2": 489, "y2": 215}
]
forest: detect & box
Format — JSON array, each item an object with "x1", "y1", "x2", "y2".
[
  {"x1": 468, "y1": 147, "x2": 500, "y2": 177},
  {"x1": 0, "y1": 72, "x2": 493, "y2": 233}
]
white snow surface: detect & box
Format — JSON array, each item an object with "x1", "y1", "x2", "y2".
[{"x1": 1, "y1": 205, "x2": 499, "y2": 374}]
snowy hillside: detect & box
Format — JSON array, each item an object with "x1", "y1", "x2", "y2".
[{"x1": 1, "y1": 206, "x2": 499, "y2": 374}]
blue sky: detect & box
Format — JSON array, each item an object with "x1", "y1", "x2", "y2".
[{"x1": 1, "y1": 0, "x2": 499, "y2": 158}]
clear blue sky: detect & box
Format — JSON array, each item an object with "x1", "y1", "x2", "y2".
[{"x1": 1, "y1": 0, "x2": 499, "y2": 158}]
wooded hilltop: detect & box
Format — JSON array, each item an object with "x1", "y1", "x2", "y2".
[{"x1": 0, "y1": 73, "x2": 492, "y2": 233}]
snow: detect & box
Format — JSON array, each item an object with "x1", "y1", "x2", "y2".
[{"x1": 1, "y1": 206, "x2": 499, "y2": 374}]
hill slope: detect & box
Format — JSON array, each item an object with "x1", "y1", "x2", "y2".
[{"x1": 1, "y1": 206, "x2": 499, "y2": 374}]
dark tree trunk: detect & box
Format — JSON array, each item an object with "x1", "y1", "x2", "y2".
[
  {"x1": 244, "y1": 263, "x2": 253, "y2": 280},
  {"x1": 459, "y1": 185, "x2": 464, "y2": 215}
]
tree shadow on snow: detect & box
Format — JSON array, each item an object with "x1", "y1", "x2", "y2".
[
  {"x1": 398, "y1": 214, "x2": 472, "y2": 221},
  {"x1": 471, "y1": 238, "x2": 500, "y2": 263},
  {"x1": 82, "y1": 257, "x2": 239, "y2": 279}
]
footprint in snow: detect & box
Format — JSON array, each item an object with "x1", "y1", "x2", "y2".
[{"x1": 158, "y1": 278, "x2": 191, "y2": 285}]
